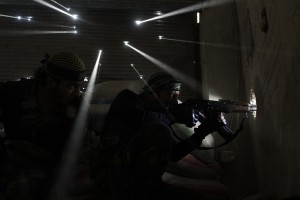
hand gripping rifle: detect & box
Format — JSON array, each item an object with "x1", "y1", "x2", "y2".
[{"x1": 184, "y1": 99, "x2": 257, "y2": 149}]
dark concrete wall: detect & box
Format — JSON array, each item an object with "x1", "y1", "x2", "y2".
[{"x1": 199, "y1": 0, "x2": 300, "y2": 199}]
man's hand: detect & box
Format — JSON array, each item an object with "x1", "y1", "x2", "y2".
[
  {"x1": 201, "y1": 112, "x2": 227, "y2": 133},
  {"x1": 193, "y1": 112, "x2": 227, "y2": 141},
  {"x1": 170, "y1": 103, "x2": 203, "y2": 128}
]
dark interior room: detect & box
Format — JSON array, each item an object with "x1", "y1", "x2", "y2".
[{"x1": 0, "y1": 0, "x2": 299, "y2": 200}]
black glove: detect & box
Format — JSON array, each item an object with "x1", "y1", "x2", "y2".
[
  {"x1": 170, "y1": 103, "x2": 203, "y2": 128},
  {"x1": 202, "y1": 112, "x2": 226, "y2": 132},
  {"x1": 193, "y1": 112, "x2": 228, "y2": 141}
]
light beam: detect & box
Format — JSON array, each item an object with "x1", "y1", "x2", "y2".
[
  {"x1": 55, "y1": 25, "x2": 77, "y2": 29},
  {"x1": 249, "y1": 89, "x2": 257, "y2": 118},
  {"x1": 50, "y1": 0, "x2": 70, "y2": 11},
  {"x1": 0, "y1": 30, "x2": 77, "y2": 36},
  {"x1": 130, "y1": 64, "x2": 143, "y2": 79},
  {"x1": 159, "y1": 36, "x2": 280, "y2": 55},
  {"x1": 129, "y1": 64, "x2": 171, "y2": 116},
  {"x1": 124, "y1": 42, "x2": 200, "y2": 91},
  {"x1": 0, "y1": 14, "x2": 19, "y2": 19},
  {"x1": 136, "y1": 0, "x2": 239, "y2": 25},
  {"x1": 0, "y1": 14, "x2": 33, "y2": 21},
  {"x1": 1, "y1": 14, "x2": 76, "y2": 29},
  {"x1": 50, "y1": 50, "x2": 102, "y2": 199},
  {"x1": 32, "y1": 0, "x2": 78, "y2": 19},
  {"x1": 160, "y1": 36, "x2": 242, "y2": 50}
]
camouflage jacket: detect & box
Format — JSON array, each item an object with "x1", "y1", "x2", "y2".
[{"x1": 0, "y1": 78, "x2": 81, "y2": 158}]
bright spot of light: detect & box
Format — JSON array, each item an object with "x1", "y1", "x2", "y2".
[
  {"x1": 158, "y1": 36, "x2": 163, "y2": 40},
  {"x1": 74, "y1": 30, "x2": 77, "y2": 34},
  {"x1": 135, "y1": 20, "x2": 142, "y2": 25},
  {"x1": 124, "y1": 41, "x2": 129, "y2": 45},
  {"x1": 72, "y1": 14, "x2": 78, "y2": 20},
  {"x1": 249, "y1": 89, "x2": 256, "y2": 105},
  {"x1": 156, "y1": 11, "x2": 162, "y2": 15},
  {"x1": 67, "y1": 8, "x2": 71, "y2": 11},
  {"x1": 197, "y1": 12, "x2": 200, "y2": 23},
  {"x1": 73, "y1": 26, "x2": 76, "y2": 29},
  {"x1": 250, "y1": 89, "x2": 257, "y2": 118},
  {"x1": 209, "y1": 94, "x2": 222, "y2": 101},
  {"x1": 17, "y1": 16, "x2": 21, "y2": 20}
]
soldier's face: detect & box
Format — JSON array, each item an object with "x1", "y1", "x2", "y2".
[
  {"x1": 55, "y1": 80, "x2": 84, "y2": 104},
  {"x1": 158, "y1": 90, "x2": 180, "y2": 105}
]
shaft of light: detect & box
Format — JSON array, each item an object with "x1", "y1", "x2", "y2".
[
  {"x1": 32, "y1": 0, "x2": 75, "y2": 19},
  {"x1": 161, "y1": 37, "x2": 242, "y2": 50},
  {"x1": 161, "y1": 36, "x2": 281, "y2": 55},
  {"x1": 50, "y1": 50, "x2": 102, "y2": 200},
  {"x1": 125, "y1": 43, "x2": 199, "y2": 91},
  {"x1": 0, "y1": 14, "x2": 31, "y2": 21},
  {"x1": 137, "y1": 0, "x2": 239, "y2": 24},
  {"x1": 56, "y1": 25, "x2": 76, "y2": 29},
  {"x1": 0, "y1": 14, "x2": 18, "y2": 19},
  {"x1": 130, "y1": 64, "x2": 144, "y2": 79},
  {"x1": 130, "y1": 64, "x2": 158, "y2": 99},
  {"x1": 130, "y1": 64, "x2": 147, "y2": 83},
  {"x1": 0, "y1": 30, "x2": 76, "y2": 36},
  {"x1": 50, "y1": 0, "x2": 70, "y2": 11},
  {"x1": 130, "y1": 64, "x2": 170, "y2": 116}
]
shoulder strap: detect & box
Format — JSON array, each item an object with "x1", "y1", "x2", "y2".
[{"x1": 197, "y1": 114, "x2": 248, "y2": 150}]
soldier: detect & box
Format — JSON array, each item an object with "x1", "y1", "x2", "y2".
[
  {"x1": 0, "y1": 51, "x2": 87, "y2": 199},
  {"x1": 91, "y1": 72, "x2": 226, "y2": 200}
]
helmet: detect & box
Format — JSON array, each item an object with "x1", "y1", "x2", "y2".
[
  {"x1": 44, "y1": 51, "x2": 86, "y2": 81},
  {"x1": 145, "y1": 72, "x2": 181, "y2": 92}
]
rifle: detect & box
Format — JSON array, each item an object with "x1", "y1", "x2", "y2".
[
  {"x1": 183, "y1": 99, "x2": 257, "y2": 145},
  {"x1": 184, "y1": 99, "x2": 257, "y2": 114}
]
